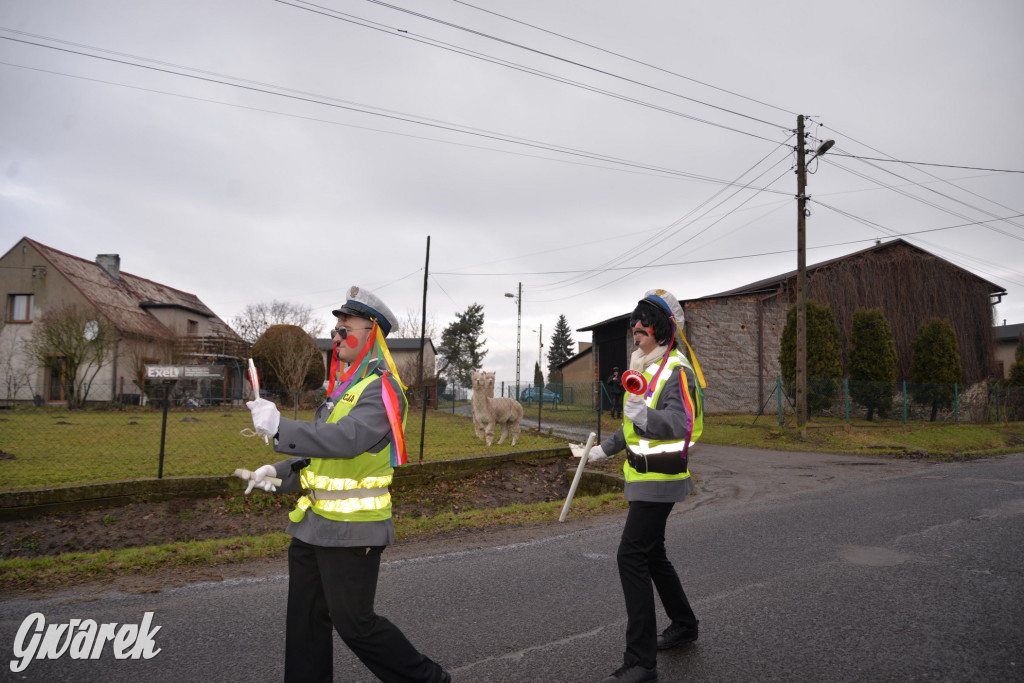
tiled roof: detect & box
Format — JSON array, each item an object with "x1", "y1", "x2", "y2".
[{"x1": 26, "y1": 237, "x2": 239, "y2": 342}]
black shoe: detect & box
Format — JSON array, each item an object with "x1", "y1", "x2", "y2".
[
  {"x1": 599, "y1": 663, "x2": 658, "y2": 683},
  {"x1": 657, "y1": 622, "x2": 699, "y2": 650}
]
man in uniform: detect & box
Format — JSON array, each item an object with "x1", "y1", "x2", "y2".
[
  {"x1": 586, "y1": 288, "x2": 705, "y2": 683},
  {"x1": 245, "y1": 285, "x2": 451, "y2": 683}
]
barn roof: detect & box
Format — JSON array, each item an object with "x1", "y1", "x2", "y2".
[
  {"x1": 579, "y1": 239, "x2": 1007, "y2": 331},
  {"x1": 697, "y1": 239, "x2": 1006, "y2": 300}
]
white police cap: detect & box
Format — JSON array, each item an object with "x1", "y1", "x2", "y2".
[{"x1": 332, "y1": 286, "x2": 398, "y2": 337}]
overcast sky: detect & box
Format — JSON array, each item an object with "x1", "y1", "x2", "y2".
[{"x1": 3, "y1": 0, "x2": 1023, "y2": 385}]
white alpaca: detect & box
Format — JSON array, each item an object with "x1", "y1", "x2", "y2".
[{"x1": 471, "y1": 371, "x2": 524, "y2": 446}]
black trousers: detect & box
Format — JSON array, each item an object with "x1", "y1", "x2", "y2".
[
  {"x1": 285, "y1": 537, "x2": 444, "y2": 683},
  {"x1": 616, "y1": 501, "x2": 698, "y2": 669}
]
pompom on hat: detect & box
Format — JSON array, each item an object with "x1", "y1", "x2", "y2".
[{"x1": 332, "y1": 286, "x2": 398, "y2": 337}]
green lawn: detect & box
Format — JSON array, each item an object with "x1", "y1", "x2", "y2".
[{"x1": 0, "y1": 406, "x2": 563, "y2": 490}]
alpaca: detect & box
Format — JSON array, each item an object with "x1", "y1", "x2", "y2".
[{"x1": 471, "y1": 371, "x2": 524, "y2": 446}]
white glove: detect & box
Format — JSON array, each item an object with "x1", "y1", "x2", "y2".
[
  {"x1": 586, "y1": 445, "x2": 609, "y2": 463},
  {"x1": 624, "y1": 396, "x2": 648, "y2": 430},
  {"x1": 246, "y1": 398, "x2": 280, "y2": 438},
  {"x1": 245, "y1": 464, "x2": 278, "y2": 495}
]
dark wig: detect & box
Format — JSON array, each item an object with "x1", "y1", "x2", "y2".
[{"x1": 629, "y1": 300, "x2": 674, "y2": 346}]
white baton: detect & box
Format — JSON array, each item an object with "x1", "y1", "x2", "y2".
[
  {"x1": 248, "y1": 358, "x2": 268, "y2": 445},
  {"x1": 559, "y1": 431, "x2": 597, "y2": 522}
]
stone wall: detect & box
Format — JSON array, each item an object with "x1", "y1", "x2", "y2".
[{"x1": 686, "y1": 290, "x2": 788, "y2": 413}]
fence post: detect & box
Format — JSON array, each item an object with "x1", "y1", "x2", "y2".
[
  {"x1": 955, "y1": 383, "x2": 959, "y2": 423},
  {"x1": 844, "y1": 378, "x2": 850, "y2": 423},
  {"x1": 996, "y1": 383, "x2": 1001, "y2": 422},
  {"x1": 777, "y1": 376, "x2": 782, "y2": 427},
  {"x1": 903, "y1": 381, "x2": 908, "y2": 425}
]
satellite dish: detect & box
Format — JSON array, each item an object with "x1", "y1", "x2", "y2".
[{"x1": 84, "y1": 320, "x2": 99, "y2": 341}]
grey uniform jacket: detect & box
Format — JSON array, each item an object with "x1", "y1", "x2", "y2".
[{"x1": 269, "y1": 369, "x2": 404, "y2": 547}]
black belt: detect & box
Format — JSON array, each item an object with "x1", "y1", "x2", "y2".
[{"x1": 626, "y1": 448, "x2": 688, "y2": 475}]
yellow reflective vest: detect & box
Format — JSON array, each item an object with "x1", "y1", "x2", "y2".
[
  {"x1": 288, "y1": 374, "x2": 405, "y2": 524},
  {"x1": 621, "y1": 349, "x2": 702, "y2": 489}
]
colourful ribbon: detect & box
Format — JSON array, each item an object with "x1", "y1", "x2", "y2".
[{"x1": 380, "y1": 371, "x2": 408, "y2": 467}]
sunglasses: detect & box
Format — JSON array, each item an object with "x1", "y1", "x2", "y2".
[
  {"x1": 629, "y1": 313, "x2": 654, "y2": 328},
  {"x1": 332, "y1": 325, "x2": 374, "y2": 340}
]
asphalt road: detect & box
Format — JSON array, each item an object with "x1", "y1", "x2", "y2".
[{"x1": 2, "y1": 448, "x2": 1022, "y2": 682}]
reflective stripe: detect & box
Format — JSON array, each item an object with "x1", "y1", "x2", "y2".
[
  {"x1": 636, "y1": 438, "x2": 695, "y2": 454},
  {"x1": 291, "y1": 491, "x2": 391, "y2": 519},
  {"x1": 301, "y1": 472, "x2": 393, "y2": 492},
  {"x1": 298, "y1": 469, "x2": 392, "y2": 515},
  {"x1": 308, "y1": 487, "x2": 387, "y2": 501}
]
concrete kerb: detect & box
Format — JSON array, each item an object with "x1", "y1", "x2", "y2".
[{"x1": 0, "y1": 447, "x2": 624, "y2": 521}]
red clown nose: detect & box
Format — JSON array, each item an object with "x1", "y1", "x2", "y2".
[{"x1": 622, "y1": 370, "x2": 647, "y2": 395}]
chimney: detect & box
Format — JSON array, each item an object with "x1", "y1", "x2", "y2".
[{"x1": 96, "y1": 254, "x2": 121, "y2": 281}]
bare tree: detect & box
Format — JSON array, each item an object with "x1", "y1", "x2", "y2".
[
  {"x1": 392, "y1": 308, "x2": 439, "y2": 341},
  {"x1": 251, "y1": 325, "x2": 325, "y2": 418},
  {"x1": 120, "y1": 334, "x2": 173, "y2": 397},
  {"x1": 232, "y1": 300, "x2": 324, "y2": 344},
  {"x1": 22, "y1": 304, "x2": 116, "y2": 408},
  {"x1": 0, "y1": 323, "x2": 36, "y2": 405}
]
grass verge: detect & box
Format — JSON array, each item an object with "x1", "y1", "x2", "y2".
[
  {"x1": 701, "y1": 414, "x2": 1024, "y2": 458},
  {"x1": 0, "y1": 493, "x2": 627, "y2": 591}
]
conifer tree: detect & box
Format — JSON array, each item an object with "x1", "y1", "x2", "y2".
[
  {"x1": 910, "y1": 317, "x2": 962, "y2": 421},
  {"x1": 546, "y1": 315, "x2": 574, "y2": 385},
  {"x1": 436, "y1": 303, "x2": 487, "y2": 388},
  {"x1": 779, "y1": 300, "x2": 843, "y2": 415},
  {"x1": 848, "y1": 307, "x2": 899, "y2": 420}
]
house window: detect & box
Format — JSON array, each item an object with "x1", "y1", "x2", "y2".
[
  {"x1": 7, "y1": 294, "x2": 33, "y2": 322},
  {"x1": 187, "y1": 319, "x2": 199, "y2": 335}
]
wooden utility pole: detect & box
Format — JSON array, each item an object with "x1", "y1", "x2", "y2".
[
  {"x1": 418, "y1": 236, "x2": 430, "y2": 463},
  {"x1": 796, "y1": 115, "x2": 808, "y2": 438}
]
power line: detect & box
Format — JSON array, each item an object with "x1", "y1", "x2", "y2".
[
  {"x1": 450, "y1": 0, "x2": 798, "y2": 118},
  {"x1": 344, "y1": 0, "x2": 789, "y2": 130},
  {"x1": 434, "y1": 214, "x2": 1024, "y2": 277},
  {"x1": 533, "y1": 139, "x2": 795, "y2": 293},
  {"x1": 822, "y1": 154, "x2": 1024, "y2": 241},
  {"x1": 271, "y1": 2, "x2": 785, "y2": 144},
  {"x1": 0, "y1": 33, "x2": 791, "y2": 192},
  {"x1": 0, "y1": 59, "x2": 748, "y2": 184},
  {"x1": 826, "y1": 152, "x2": 1024, "y2": 174}
]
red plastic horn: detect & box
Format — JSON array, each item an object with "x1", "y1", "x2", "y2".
[{"x1": 622, "y1": 370, "x2": 647, "y2": 395}]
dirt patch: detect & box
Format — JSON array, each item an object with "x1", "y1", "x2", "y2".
[{"x1": 0, "y1": 458, "x2": 574, "y2": 560}]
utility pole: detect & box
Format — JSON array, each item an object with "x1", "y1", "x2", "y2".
[
  {"x1": 796, "y1": 114, "x2": 808, "y2": 438},
  {"x1": 418, "y1": 235, "x2": 430, "y2": 463},
  {"x1": 505, "y1": 283, "x2": 522, "y2": 399}
]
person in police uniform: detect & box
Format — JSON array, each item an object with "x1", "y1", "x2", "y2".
[
  {"x1": 587, "y1": 289, "x2": 704, "y2": 683},
  {"x1": 245, "y1": 286, "x2": 451, "y2": 683}
]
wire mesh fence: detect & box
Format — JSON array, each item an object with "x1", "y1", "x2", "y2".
[{"x1": 2, "y1": 376, "x2": 1021, "y2": 491}]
